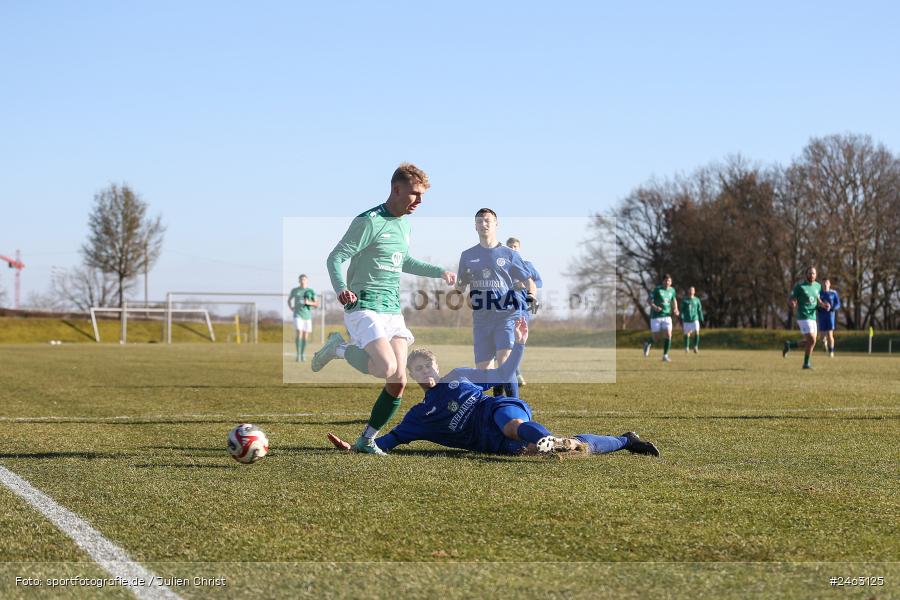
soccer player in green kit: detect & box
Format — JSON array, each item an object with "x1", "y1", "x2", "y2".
[
  {"x1": 680, "y1": 286, "x2": 704, "y2": 353},
  {"x1": 643, "y1": 274, "x2": 679, "y2": 362},
  {"x1": 312, "y1": 163, "x2": 457, "y2": 454},
  {"x1": 783, "y1": 266, "x2": 831, "y2": 369},
  {"x1": 287, "y1": 274, "x2": 318, "y2": 362}
]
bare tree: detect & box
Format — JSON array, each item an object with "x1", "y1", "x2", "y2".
[
  {"x1": 50, "y1": 266, "x2": 121, "y2": 312},
  {"x1": 788, "y1": 134, "x2": 900, "y2": 329},
  {"x1": 82, "y1": 183, "x2": 165, "y2": 308}
]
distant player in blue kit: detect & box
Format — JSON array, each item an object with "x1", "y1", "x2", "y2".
[
  {"x1": 506, "y1": 236, "x2": 542, "y2": 387},
  {"x1": 456, "y1": 209, "x2": 537, "y2": 400},
  {"x1": 327, "y1": 318, "x2": 660, "y2": 458},
  {"x1": 817, "y1": 278, "x2": 841, "y2": 358}
]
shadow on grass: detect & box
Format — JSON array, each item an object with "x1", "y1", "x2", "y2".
[
  {"x1": 617, "y1": 368, "x2": 750, "y2": 372},
  {"x1": 0, "y1": 451, "x2": 126, "y2": 460},
  {"x1": 174, "y1": 322, "x2": 213, "y2": 341},
  {"x1": 132, "y1": 463, "x2": 234, "y2": 469},
  {"x1": 61, "y1": 320, "x2": 96, "y2": 341}
]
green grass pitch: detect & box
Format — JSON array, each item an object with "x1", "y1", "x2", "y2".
[{"x1": 0, "y1": 343, "x2": 898, "y2": 598}]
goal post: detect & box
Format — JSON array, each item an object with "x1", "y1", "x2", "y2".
[
  {"x1": 165, "y1": 292, "x2": 284, "y2": 344},
  {"x1": 90, "y1": 306, "x2": 214, "y2": 343}
]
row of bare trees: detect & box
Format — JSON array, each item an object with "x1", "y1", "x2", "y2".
[{"x1": 574, "y1": 134, "x2": 900, "y2": 330}]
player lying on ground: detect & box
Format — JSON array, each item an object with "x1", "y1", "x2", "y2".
[{"x1": 327, "y1": 318, "x2": 659, "y2": 457}]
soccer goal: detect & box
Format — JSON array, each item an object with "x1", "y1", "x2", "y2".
[
  {"x1": 164, "y1": 291, "x2": 281, "y2": 344},
  {"x1": 90, "y1": 303, "x2": 213, "y2": 343}
]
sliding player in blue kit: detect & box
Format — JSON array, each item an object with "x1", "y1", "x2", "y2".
[{"x1": 327, "y1": 318, "x2": 660, "y2": 458}]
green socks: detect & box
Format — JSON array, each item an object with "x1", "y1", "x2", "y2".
[
  {"x1": 803, "y1": 352, "x2": 811, "y2": 367},
  {"x1": 365, "y1": 388, "x2": 402, "y2": 433},
  {"x1": 300, "y1": 338, "x2": 307, "y2": 360},
  {"x1": 663, "y1": 338, "x2": 671, "y2": 355},
  {"x1": 694, "y1": 333, "x2": 700, "y2": 350},
  {"x1": 684, "y1": 336, "x2": 690, "y2": 350},
  {"x1": 344, "y1": 345, "x2": 370, "y2": 374},
  {"x1": 295, "y1": 337, "x2": 301, "y2": 355}
]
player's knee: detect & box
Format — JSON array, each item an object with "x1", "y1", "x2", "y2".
[
  {"x1": 502, "y1": 419, "x2": 524, "y2": 440},
  {"x1": 386, "y1": 379, "x2": 406, "y2": 397},
  {"x1": 371, "y1": 355, "x2": 397, "y2": 379}
]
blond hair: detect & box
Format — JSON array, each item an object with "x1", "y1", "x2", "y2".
[
  {"x1": 407, "y1": 348, "x2": 437, "y2": 371},
  {"x1": 391, "y1": 163, "x2": 431, "y2": 189}
]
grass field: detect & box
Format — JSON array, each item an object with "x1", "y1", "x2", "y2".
[{"x1": 1, "y1": 342, "x2": 898, "y2": 599}]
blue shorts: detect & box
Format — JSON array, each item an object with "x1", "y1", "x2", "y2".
[
  {"x1": 817, "y1": 313, "x2": 836, "y2": 332},
  {"x1": 472, "y1": 316, "x2": 517, "y2": 363}
]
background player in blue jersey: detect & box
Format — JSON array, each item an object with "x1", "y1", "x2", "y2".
[
  {"x1": 456, "y1": 209, "x2": 537, "y2": 400},
  {"x1": 817, "y1": 278, "x2": 841, "y2": 358},
  {"x1": 327, "y1": 318, "x2": 660, "y2": 458},
  {"x1": 506, "y1": 236, "x2": 542, "y2": 387}
]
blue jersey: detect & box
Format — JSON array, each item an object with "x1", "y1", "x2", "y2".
[
  {"x1": 457, "y1": 244, "x2": 532, "y2": 322},
  {"x1": 376, "y1": 345, "x2": 528, "y2": 453},
  {"x1": 516, "y1": 259, "x2": 542, "y2": 320},
  {"x1": 817, "y1": 289, "x2": 840, "y2": 330}
]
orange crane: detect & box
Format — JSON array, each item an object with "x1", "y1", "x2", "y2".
[{"x1": 1, "y1": 250, "x2": 24, "y2": 308}]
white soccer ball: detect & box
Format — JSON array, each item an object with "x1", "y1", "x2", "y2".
[{"x1": 227, "y1": 423, "x2": 269, "y2": 464}]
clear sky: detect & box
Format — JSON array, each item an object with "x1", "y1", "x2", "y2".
[{"x1": 1, "y1": 1, "x2": 898, "y2": 308}]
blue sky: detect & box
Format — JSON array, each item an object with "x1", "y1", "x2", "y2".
[{"x1": 1, "y1": 1, "x2": 898, "y2": 308}]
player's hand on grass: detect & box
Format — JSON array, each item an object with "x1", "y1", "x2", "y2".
[
  {"x1": 442, "y1": 271, "x2": 457, "y2": 286},
  {"x1": 338, "y1": 289, "x2": 357, "y2": 306},
  {"x1": 327, "y1": 432, "x2": 352, "y2": 451},
  {"x1": 514, "y1": 317, "x2": 529, "y2": 344},
  {"x1": 525, "y1": 293, "x2": 540, "y2": 315}
]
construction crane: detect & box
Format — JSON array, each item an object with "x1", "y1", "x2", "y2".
[{"x1": 1, "y1": 250, "x2": 25, "y2": 309}]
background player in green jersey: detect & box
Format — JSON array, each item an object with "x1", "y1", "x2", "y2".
[
  {"x1": 643, "y1": 274, "x2": 680, "y2": 362},
  {"x1": 287, "y1": 274, "x2": 318, "y2": 362},
  {"x1": 783, "y1": 266, "x2": 831, "y2": 369},
  {"x1": 313, "y1": 163, "x2": 456, "y2": 454},
  {"x1": 679, "y1": 286, "x2": 704, "y2": 354}
]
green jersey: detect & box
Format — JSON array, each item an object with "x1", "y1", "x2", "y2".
[
  {"x1": 791, "y1": 281, "x2": 822, "y2": 321},
  {"x1": 680, "y1": 296, "x2": 703, "y2": 323},
  {"x1": 289, "y1": 287, "x2": 316, "y2": 319},
  {"x1": 326, "y1": 204, "x2": 444, "y2": 314},
  {"x1": 650, "y1": 285, "x2": 677, "y2": 319}
]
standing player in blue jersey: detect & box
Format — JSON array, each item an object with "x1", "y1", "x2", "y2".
[
  {"x1": 327, "y1": 318, "x2": 660, "y2": 457},
  {"x1": 456, "y1": 209, "x2": 537, "y2": 400},
  {"x1": 506, "y1": 236, "x2": 542, "y2": 387},
  {"x1": 817, "y1": 278, "x2": 841, "y2": 358}
]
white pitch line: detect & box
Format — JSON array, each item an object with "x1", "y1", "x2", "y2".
[{"x1": 0, "y1": 464, "x2": 182, "y2": 600}]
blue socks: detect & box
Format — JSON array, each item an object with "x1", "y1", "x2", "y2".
[
  {"x1": 516, "y1": 421, "x2": 552, "y2": 444},
  {"x1": 574, "y1": 434, "x2": 628, "y2": 454}
]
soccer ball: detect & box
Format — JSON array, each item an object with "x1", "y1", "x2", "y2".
[{"x1": 227, "y1": 424, "x2": 269, "y2": 464}]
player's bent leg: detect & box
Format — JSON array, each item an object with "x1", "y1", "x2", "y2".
[
  {"x1": 363, "y1": 337, "x2": 399, "y2": 379},
  {"x1": 358, "y1": 336, "x2": 409, "y2": 444},
  {"x1": 311, "y1": 332, "x2": 346, "y2": 372}
]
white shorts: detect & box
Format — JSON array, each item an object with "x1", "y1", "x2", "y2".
[
  {"x1": 797, "y1": 319, "x2": 817, "y2": 336},
  {"x1": 682, "y1": 320, "x2": 700, "y2": 334},
  {"x1": 650, "y1": 317, "x2": 673, "y2": 333},
  {"x1": 293, "y1": 317, "x2": 312, "y2": 333},
  {"x1": 344, "y1": 310, "x2": 414, "y2": 349}
]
